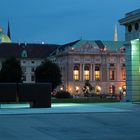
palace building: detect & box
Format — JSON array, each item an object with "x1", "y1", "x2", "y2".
[
  {"x1": 0, "y1": 23, "x2": 126, "y2": 96},
  {"x1": 49, "y1": 40, "x2": 126, "y2": 95}
]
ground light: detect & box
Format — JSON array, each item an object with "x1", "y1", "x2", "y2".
[
  {"x1": 0, "y1": 103, "x2": 30, "y2": 109},
  {"x1": 0, "y1": 103, "x2": 82, "y2": 109},
  {"x1": 52, "y1": 103, "x2": 82, "y2": 108}
]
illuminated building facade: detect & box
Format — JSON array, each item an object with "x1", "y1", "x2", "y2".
[
  {"x1": 49, "y1": 40, "x2": 126, "y2": 95},
  {"x1": 119, "y1": 9, "x2": 140, "y2": 102}
]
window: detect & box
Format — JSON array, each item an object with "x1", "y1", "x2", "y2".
[
  {"x1": 21, "y1": 50, "x2": 28, "y2": 58},
  {"x1": 128, "y1": 24, "x2": 132, "y2": 32},
  {"x1": 95, "y1": 86, "x2": 101, "y2": 94},
  {"x1": 109, "y1": 85, "x2": 115, "y2": 94},
  {"x1": 22, "y1": 75, "x2": 26, "y2": 81},
  {"x1": 31, "y1": 67, "x2": 35, "y2": 72},
  {"x1": 84, "y1": 65, "x2": 90, "y2": 81},
  {"x1": 95, "y1": 65, "x2": 100, "y2": 81},
  {"x1": 109, "y1": 69, "x2": 115, "y2": 80},
  {"x1": 121, "y1": 67, "x2": 126, "y2": 80},
  {"x1": 22, "y1": 67, "x2": 26, "y2": 73},
  {"x1": 31, "y1": 75, "x2": 35, "y2": 81},
  {"x1": 109, "y1": 64, "x2": 115, "y2": 80},
  {"x1": 23, "y1": 61, "x2": 26, "y2": 64},
  {"x1": 31, "y1": 61, "x2": 35, "y2": 64},
  {"x1": 110, "y1": 63, "x2": 114, "y2": 67},
  {"x1": 73, "y1": 66, "x2": 79, "y2": 81},
  {"x1": 135, "y1": 23, "x2": 139, "y2": 31}
]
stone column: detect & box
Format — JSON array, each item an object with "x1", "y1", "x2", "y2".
[
  {"x1": 90, "y1": 64, "x2": 93, "y2": 81},
  {"x1": 80, "y1": 63, "x2": 82, "y2": 81},
  {"x1": 82, "y1": 64, "x2": 85, "y2": 81}
]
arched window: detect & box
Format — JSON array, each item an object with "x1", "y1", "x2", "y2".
[
  {"x1": 121, "y1": 64, "x2": 126, "y2": 80},
  {"x1": 109, "y1": 64, "x2": 115, "y2": 80},
  {"x1": 73, "y1": 65, "x2": 79, "y2": 81},
  {"x1": 21, "y1": 50, "x2": 28, "y2": 58},
  {"x1": 84, "y1": 65, "x2": 90, "y2": 81},
  {"x1": 95, "y1": 85, "x2": 101, "y2": 94},
  {"x1": 128, "y1": 24, "x2": 132, "y2": 32},
  {"x1": 109, "y1": 85, "x2": 115, "y2": 94},
  {"x1": 135, "y1": 23, "x2": 139, "y2": 31}
]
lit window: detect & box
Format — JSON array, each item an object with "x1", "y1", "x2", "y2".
[
  {"x1": 84, "y1": 65, "x2": 90, "y2": 81},
  {"x1": 73, "y1": 66, "x2": 79, "y2": 81},
  {"x1": 109, "y1": 85, "x2": 115, "y2": 94},
  {"x1": 95, "y1": 65, "x2": 100, "y2": 81},
  {"x1": 121, "y1": 64, "x2": 126, "y2": 80},
  {"x1": 109, "y1": 69, "x2": 115, "y2": 80},
  {"x1": 95, "y1": 86, "x2": 101, "y2": 94}
]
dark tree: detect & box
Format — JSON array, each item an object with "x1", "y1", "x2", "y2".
[
  {"x1": 35, "y1": 60, "x2": 62, "y2": 91},
  {"x1": 0, "y1": 57, "x2": 22, "y2": 83}
]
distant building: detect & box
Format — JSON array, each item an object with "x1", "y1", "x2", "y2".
[
  {"x1": 49, "y1": 40, "x2": 126, "y2": 95},
  {"x1": 0, "y1": 43, "x2": 59, "y2": 83}
]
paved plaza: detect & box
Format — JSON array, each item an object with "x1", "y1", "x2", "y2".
[{"x1": 0, "y1": 103, "x2": 140, "y2": 140}]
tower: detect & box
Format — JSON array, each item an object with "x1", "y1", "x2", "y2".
[
  {"x1": 114, "y1": 23, "x2": 118, "y2": 41},
  {"x1": 7, "y1": 21, "x2": 11, "y2": 40}
]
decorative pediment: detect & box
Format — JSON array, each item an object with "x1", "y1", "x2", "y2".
[{"x1": 80, "y1": 42, "x2": 93, "y2": 50}]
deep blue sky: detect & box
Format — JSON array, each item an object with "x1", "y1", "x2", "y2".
[{"x1": 0, "y1": 0, "x2": 140, "y2": 44}]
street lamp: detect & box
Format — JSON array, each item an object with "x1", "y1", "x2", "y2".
[{"x1": 119, "y1": 87, "x2": 122, "y2": 101}]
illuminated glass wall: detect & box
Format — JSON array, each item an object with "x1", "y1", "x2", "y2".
[{"x1": 126, "y1": 39, "x2": 140, "y2": 102}]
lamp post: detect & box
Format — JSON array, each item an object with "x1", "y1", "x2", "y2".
[{"x1": 119, "y1": 87, "x2": 122, "y2": 101}]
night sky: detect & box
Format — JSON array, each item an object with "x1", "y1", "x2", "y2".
[{"x1": 0, "y1": 0, "x2": 140, "y2": 44}]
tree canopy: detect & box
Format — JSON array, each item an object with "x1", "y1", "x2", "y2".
[
  {"x1": 35, "y1": 60, "x2": 62, "y2": 91},
  {"x1": 0, "y1": 57, "x2": 22, "y2": 83}
]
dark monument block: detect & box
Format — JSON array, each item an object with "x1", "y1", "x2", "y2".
[
  {"x1": 18, "y1": 83, "x2": 51, "y2": 108},
  {"x1": 0, "y1": 83, "x2": 17, "y2": 102}
]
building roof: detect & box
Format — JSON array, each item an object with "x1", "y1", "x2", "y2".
[
  {"x1": 58, "y1": 40, "x2": 80, "y2": 51},
  {"x1": 0, "y1": 43, "x2": 60, "y2": 59},
  {"x1": 49, "y1": 40, "x2": 124, "y2": 57},
  {"x1": 70, "y1": 40, "x2": 124, "y2": 52},
  {"x1": 119, "y1": 8, "x2": 140, "y2": 25},
  {"x1": 49, "y1": 40, "x2": 80, "y2": 56}
]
